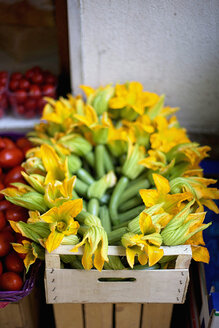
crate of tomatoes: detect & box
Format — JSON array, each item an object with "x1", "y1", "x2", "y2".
[
  {"x1": 8, "y1": 66, "x2": 57, "y2": 118},
  {"x1": 0, "y1": 136, "x2": 40, "y2": 308}
]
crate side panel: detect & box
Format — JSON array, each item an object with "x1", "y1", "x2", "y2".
[
  {"x1": 115, "y1": 303, "x2": 141, "y2": 328},
  {"x1": 84, "y1": 303, "x2": 113, "y2": 328},
  {"x1": 53, "y1": 304, "x2": 83, "y2": 328},
  {"x1": 45, "y1": 268, "x2": 189, "y2": 303},
  {"x1": 142, "y1": 303, "x2": 173, "y2": 328}
]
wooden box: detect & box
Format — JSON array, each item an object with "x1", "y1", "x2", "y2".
[{"x1": 44, "y1": 245, "x2": 192, "y2": 304}]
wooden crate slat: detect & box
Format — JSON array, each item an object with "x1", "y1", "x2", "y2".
[
  {"x1": 115, "y1": 303, "x2": 141, "y2": 328},
  {"x1": 0, "y1": 303, "x2": 23, "y2": 328},
  {"x1": 53, "y1": 304, "x2": 83, "y2": 328},
  {"x1": 84, "y1": 303, "x2": 113, "y2": 328},
  {"x1": 141, "y1": 303, "x2": 173, "y2": 328}
]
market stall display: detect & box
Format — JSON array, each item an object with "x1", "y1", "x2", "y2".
[{"x1": 0, "y1": 81, "x2": 218, "y2": 306}]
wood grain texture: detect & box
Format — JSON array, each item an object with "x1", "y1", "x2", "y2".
[
  {"x1": 53, "y1": 303, "x2": 83, "y2": 328},
  {"x1": 115, "y1": 303, "x2": 141, "y2": 328},
  {"x1": 142, "y1": 303, "x2": 173, "y2": 328},
  {"x1": 84, "y1": 303, "x2": 112, "y2": 328}
]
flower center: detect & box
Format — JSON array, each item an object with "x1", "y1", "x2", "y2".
[{"x1": 56, "y1": 221, "x2": 67, "y2": 232}]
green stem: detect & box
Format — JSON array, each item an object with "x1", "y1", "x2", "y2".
[
  {"x1": 75, "y1": 178, "x2": 88, "y2": 197},
  {"x1": 72, "y1": 190, "x2": 79, "y2": 199},
  {"x1": 103, "y1": 146, "x2": 114, "y2": 172},
  {"x1": 119, "y1": 196, "x2": 142, "y2": 212},
  {"x1": 77, "y1": 168, "x2": 95, "y2": 185},
  {"x1": 87, "y1": 198, "x2": 100, "y2": 216},
  {"x1": 95, "y1": 144, "x2": 105, "y2": 178},
  {"x1": 117, "y1": 205, "x2": 145, "y2": 224},
  {"x1": 99, "y1": 206, "x2": 112, "y2": 234},
  {"x1": 119, "y1": 179, "x2": 149, "y2": 204},
  {"x1": 109, "y1": 176, "x2": 129, "y2": 225},
  {"x1": 108, "y1": 227, "x2": 128, "y2": 244}
]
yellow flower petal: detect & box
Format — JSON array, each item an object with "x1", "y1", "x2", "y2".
[
  {"x1": 147, "y1": 245, "x2": 164, "y2": 266},
  {"x1": 153, "y1": 174, "x2": 170, "y2": 195},
  {"x1": 126, "y1": 247, "x2": 137, "y2": 268},
  {"x1": 82, "y1": 242, "x2": 93, "y2": 270},
  {"x1": 139, "y1": 189, "x2": 159, "y2": 207},
  {"x1": 139, "y1": 212, "x2": 156, "y2": 235},
  {"x1": 58, "y1": 199, "x2": 83, "y2": 218},
  {"x1": 191, "y1": 246, "x2": 210, "y2": 263},
  {"x1": 45, "y1": 230, "x2": 64, "y2": 253}
]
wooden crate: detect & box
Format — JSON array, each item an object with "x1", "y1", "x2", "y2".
[
  {"x1": 0, "y1": 287, "x2": 41, "y2": 328},
  {"x1": 44, "y1": 245, "x2": 192, "y2": 304}
]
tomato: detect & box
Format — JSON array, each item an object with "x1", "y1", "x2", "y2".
[
  {"x1": 32, "y1": 66, "x2": 42, "y2": 74},
  {"x1": 0, "y1": 212, "x2": 6, "y2": 231},
  {"x1": 1, "y1": 138, "x2": 16, "y2": 149},
  {"x1": 29, "y1": 84, "x2": 41, "y2": 99},
  {"x1": 15, "y1": 89, "x2": 27, "y2": 104},
  {"x1": 0, "y1": 148, "x2": 24, "y2": 168},
  {"x1": 32, "y1": 72, "x2": 43, "y2": 85},
  {"x1": 0, "y1": 182, "x2": 4, "y2": 200},
  {"x1": 0, "y1": 272, "x2": 23, "y2": 291},
  {"x1": 19, "y1": 78, "x2": 30, "y2": 90},
  {"x1": 25, "y1": 98, "x2": 37, "y2": 112},
  {"x1": 37, "y1": 97, "x2": 47, "y2": 113},
  {"x1": 6, "y1": 207, "x2": 28, "y2": 222},
  {"x1": 0, "y1": 71, "x2": 8, "y2": 79},
  {"x1": 17, "y1": 104, "x2": 25, "y2": 115},
  {"x1": 0, "y1": 232, "x2": 11, "y2": 257},
  {"x1": 10, "y1": 72, "x2": 23, "y2": 81},
  {"x1": 16, "y1": 137, "x2": 32, "y2": 150},
  {"x1": 5, "y1": 251, "x2": 24, "y2": 273},
  {"x1": 44, "y1": 73, "x2": 57, "y2": 85},
  {"x1": 9, "y1": 79, "x2": 19, "y2": 91},
  {"x1": 0, "y1": 260, "x2": 2, "y2": 275},
  {"x1": 42, "y1": 84, "x2": 56, "y2": 98},
  {"x1": 0, "y1": 200, "x2": 15, "y2": 211},
  {"x1": 1, "y1": 229, "x2": 15, "y2": 243},
  {"x1": 4, "y1": 166, "x2": 24, "y2": 186}
]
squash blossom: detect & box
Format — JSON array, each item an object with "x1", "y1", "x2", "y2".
[
  {"x1": 139, "y1": 174, "x2": 193, "y2": 215},
  {"x1": 12, "y1": 240, "x2": 44, "y2": 273},
  {"x1": 122, "y1": 211, "x2": 163, "y2": 267},
  {"x1": 40, "y1": 199, "x2": 82, "y2": 252}
]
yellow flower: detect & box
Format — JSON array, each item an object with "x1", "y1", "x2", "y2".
[
  {"x1": 109, "y1": 82, "x2": 159, "y2": 115},
  {"x1": 140, "y1": 174, "x2": 193, "y2": 215},
  {"x1": 40, "y1": 144, "x2": 70, "y2": 184},
  {"x1": 71, "y1": 225, "x2": 108, "y2": 272},
  {"x1": 12, "y1": 240, "x2": 44, "y2": 273},
  {"x1": 122, "y1": 215, "x2": 163, "y2": 268},
  {"x1": 44, "y1": 176, "x2": 76, "y2": 208},
  {"x1": 150, "y1": 116, "x2": 190, "y2": 153},
  {"x1": 170, "y1": 176, "x2": 219, "y2": 213},
  {"x1": 41, "y1": 200, "x2": 82, "y2": 252}
]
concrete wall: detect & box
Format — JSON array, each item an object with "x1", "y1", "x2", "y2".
[{"x1": 67, "y1": 0, "x2": 219, "y2": 133}]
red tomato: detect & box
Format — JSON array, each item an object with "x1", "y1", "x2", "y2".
[
  {"x1": 9, "y1": 79, "x2": 19, "y2": 91},
  {"x1": 4, "y1": 166, "x2": 24, "y2": 186},
  {"x1": 29, "y1": 84, "x2": 41, "y2": 99},
  {"x1": 0, "y1": 83, "x2": 6, "y2": 92},
  {"x1": 0, "y1": 272, "x2": 23, "y2": 291},
  {"x1": 1, "y1": 228, "x2": 15, "y2": 243},
  {"x1": 1, "y1": 138, "x2": 16, "y2": 149},
  {"x1": 32, "y1": 66, "x2": 42, "y2": 74},
  {"x1": 10, "y1": 72, "x2": 23, "y2": 81},
  {"x1": 17, "y1": 104, "x2": 25, "y2": 115},
  {"x1": 0, "y1": 212, "x2": 6, "y2": 231},
  {"x1": 31, "y1": 72, "x2": 43, "y2": 85},
  {"x1": 0, "y1": 200, "x2": 14, "y2": 211},
  {"x1": 19, "y1": 78, "x2": 30, "y2": 90},
  {"x1": 44, "y1": 73, "x2": 57, "y2": 85},
  {"x1": 24, "y1": 110, "x2": 35, "y2": 119},
  {"x1": 25, "y1": 98, "x2": 37, "y2": 112},
  {"x1": 6, "y1": 207, "x2": 28, "y2": 222},
  {"x1": 0, "y1": 71, "x2": 8, "y2": 79},
  {"x1": 37, "y1": 97, "x2": 47, "y2": 113},
  {"x1": 0, "y1": 182, "x2": 4, "y2": 200},
  {"x1": 16, "y1": 137, "x2": 32, "y2": 150},
  {"x1": 0, "y1": 148, "x2": 24, "y2": 168},
  {"x1": 5, "y1": 251, "x2": 24, "y2": 273},
  {"x1": 0, "y1": 232, "x2": 11, "y2": 257},
  {"x1": 25, "y1": 69, "x2": 34, "y2": 80},
  {"x1": 42, "y1": 84, "x2": 56, "y2": 98},
  {"x1": 0, "y1": 260, "x2": 2, "y2": 275},
  {"x1": 15, "y1": 89, "x2": 27, "y2": 104}
]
